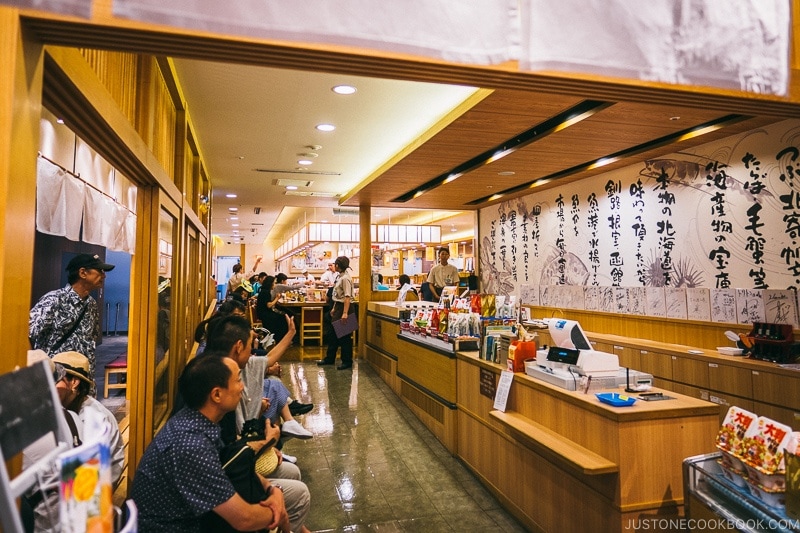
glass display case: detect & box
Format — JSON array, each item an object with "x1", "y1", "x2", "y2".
[{"x1": 684, "y1": 452, "x2": 798, "y2": 532}]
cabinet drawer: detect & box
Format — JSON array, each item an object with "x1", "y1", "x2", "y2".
[
  {"x1": 752, "y1": 401, "x2": 800, "y2": 430},
  {"x1": 707, "y1": 363, "x2": 752, "y2": 397},
  {"x1": 672, "y1": 356, "x2": 709, "y2": 388},
  {"x1": 752, "y1": 371, "x2": 800, "y2": 412},
  {"x1": 671, "y1": 382, "x2": 752, "y2": 423},
  {"x1": 639, "y1": 350, "x2": 672, "y2": 380},
  {"x1": 614, "y1": 345, "x2": 640, "y2": 370}
]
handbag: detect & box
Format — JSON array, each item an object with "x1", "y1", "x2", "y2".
[{"x1": 200, "y1": 439, "x2": 269, "y2": 533}]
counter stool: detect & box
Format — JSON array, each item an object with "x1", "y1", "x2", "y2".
[
  {"x1": 104, "y1": 355, "x2": 128, "y2": 398},
  {"x1": 300, "y1": 307, "x2": 323, "y2": 346}
]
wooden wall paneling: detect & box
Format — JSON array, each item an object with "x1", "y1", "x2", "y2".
[
  {"x1": 668, "y1": 381, "x2": 754, "y2": 423},
  {"x1": 396, "y1": 344, "x2": 456, "y2": 404},
  {"x1": 529, "y1": 307, "x2": 762, "y2": 351},
  {"x1": 79, "y1": 49, "x2": 139, "y2": 125}
]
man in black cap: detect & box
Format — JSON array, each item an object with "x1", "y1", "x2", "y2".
[{"x1": 29, "y1": 253, "x2": 115, "y2": 393}]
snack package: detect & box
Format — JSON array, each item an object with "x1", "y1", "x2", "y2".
[
  {"x1": 481, "y1": 294, "x2": 496, "y2": 318},
  {"x1": 741, "y1": 415, "x2": 792, "y2": 490}
]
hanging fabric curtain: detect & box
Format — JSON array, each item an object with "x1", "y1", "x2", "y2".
[
  {"x1": 36, "y1": 157, "x2": 85, "y2": 241},
  {"x1": 520, "y1": 0, "x2": 790, "y2": 96},
  {"x1": 113, "y1": 0, "x2": 520, "y2": 65}
]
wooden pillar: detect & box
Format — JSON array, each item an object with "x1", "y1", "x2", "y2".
[
  {"x1": 0, "y1": 8, "x2": 43, "y2": 377},
  {"x1": 358, "y1": 204, "x2": 372, "y2": 357}
]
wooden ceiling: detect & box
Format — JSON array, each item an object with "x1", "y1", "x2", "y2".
[{"x1": 342, "y1": 89, "x2": 780, "y2": 210}]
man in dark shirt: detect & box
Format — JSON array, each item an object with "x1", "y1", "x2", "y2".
[{"x1": 131, "y1": 356, "x2": 290, "y2": 533}]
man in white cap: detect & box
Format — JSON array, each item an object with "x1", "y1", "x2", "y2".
[
  {"x1": 29, "y1": 253, "x2": 115, "y2": 392},
  {"x1": 320, "y1": 262, "x2": 338, "y2": 286},
  {"x1": 51, "y1": 350, "x2": 125, "y2": 485}
]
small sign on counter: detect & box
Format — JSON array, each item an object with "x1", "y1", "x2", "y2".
[
  {"x1": 493, "y1": 370, "x2": 514, "y2": 412},
  {"x1": 479, "y1": 367, "x2": 496, "y2": 399}
]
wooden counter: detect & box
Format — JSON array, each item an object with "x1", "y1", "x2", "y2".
[
  {"x1": 456, "y1": 352, "x2": 719, "y2": 531},
  {"x1": 366, "y1": 301, "x2": 458, "y2": 452},
  {"x1": 366, "y1": 301, "x2": 721, "y2": 532}
]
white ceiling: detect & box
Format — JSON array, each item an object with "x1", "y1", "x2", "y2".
[{"x1": 172, "y1": 58, "x2": 479, "y2": 247}]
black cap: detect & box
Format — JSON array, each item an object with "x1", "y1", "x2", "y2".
[{"x1": 66, "y1": 254, "x2": 115, "y2": 273}]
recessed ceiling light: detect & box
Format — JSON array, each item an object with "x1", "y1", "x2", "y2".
[
  {"x1": 56, "y1": 118, "x2": 65, "y2": 124},
  {"x1": 670, "y1": 116, "x2": 681, "y2": 121},
  {"x1": 286, "y1": 185, "x2": 298, "y2": 190},
  {"x1": 332, "y1": 85, "x2": 357, "y2": 95},
  {"x1": 305, "y1": 145, "x2": 322, "y2": 151},
  {"x1": 297, "y1": 152, "x2": 318, "y2": 158},
  {"x1": 237, "y1": 155, "x2": 245, "y2": 160},
  {"x1": 297, "y1": 160, "x2": 313, "y2": 166},
  {"x1": 228, "y1": 207, "x2": 238, "y2": 212},
  {"x1": 498, "y1": 171, "x2": 515, "y2": 176},
  {"x1": 230, "y1": 216, "x2": 238, "y2": 220},
  {"x1": 232, "y1": 223, "x2": 239, "y2": 227},
  {"x1": 226, "y1": 193, "x2": 237, "y2": 198},
  {"x1": 316, "y1": 123, "x2": 336, "y2": 132}
]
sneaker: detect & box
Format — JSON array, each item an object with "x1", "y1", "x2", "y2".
[
  {"x1": 281, "y1": 419, "x2": 313, "y2": 440},
  {"x1": 281, "y1": 452, "x2": 297, "y2": 464},
  {"x1": 288, "y1": 400, "x2": 314, "y2": 416}
]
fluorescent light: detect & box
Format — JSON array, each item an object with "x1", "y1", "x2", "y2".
[
  {"x1": 232, "y1": 224, "x2": 239, "y2": 227},
  {"x1": 297, "y1": 160, "x2": 313, "y2": 166},
  {"x1": 316, "y1": 124, "x2": 336, "y2": 132},
  {"x1": 225, "y1": 193, "x2": 237, "y2": 198},
  {"x1": 286, "y1": 185, "x2": 298, "y2": 190}
]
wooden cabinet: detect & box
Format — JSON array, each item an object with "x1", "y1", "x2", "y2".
[
  {"x1": 707, "y1": 362, "x2": 752, "y2": 397},
  {"x1": 639, "y1": 349, "x2": 673, "y2": 380},
  {"x1": 672, "y1": 356, "x2": 709, "y2": 389}
]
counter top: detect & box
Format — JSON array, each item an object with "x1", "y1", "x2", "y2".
[{"x1": 457, "y1": 350, "x2": 718, "y2": 422}]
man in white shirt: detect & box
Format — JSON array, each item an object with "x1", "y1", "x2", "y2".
[
  {"x1": 320, "y1": 262, "x2": 338, "y2": 286},
  {"x1": 426, "y1": 247, "x2": 459, "y2": 302}
]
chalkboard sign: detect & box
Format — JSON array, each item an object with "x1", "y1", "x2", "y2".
[{"x1": 0, "y1": 360, "x2": 59, "y2": 458}]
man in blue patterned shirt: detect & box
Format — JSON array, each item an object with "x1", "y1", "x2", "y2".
[
  {"x1": 29, "y1": 253, "x2": 115, "y2": 392},
  {"x1": 131, "y1": 355, "x2": 291, "y2": 533}
]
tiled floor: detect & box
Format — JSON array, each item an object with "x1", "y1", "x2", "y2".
[
  {"x1": 280, "y1": 350, "x2": 527, "y2": 532},
  {"x1": 97, "y1": 337, "x2": 527, "y2": 532}
]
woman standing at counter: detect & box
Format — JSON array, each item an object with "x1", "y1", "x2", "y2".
[{"x1": 317, "y1": 255, "x2": 354, "y2": 370}]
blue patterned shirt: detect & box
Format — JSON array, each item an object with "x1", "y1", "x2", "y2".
[{"x1": 130, "y1": 408, "x2": 236, "y2": 533}]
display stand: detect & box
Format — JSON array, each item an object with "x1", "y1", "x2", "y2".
[{"x1": 0, "y1": 360, "x2": 70, "y2": 533}]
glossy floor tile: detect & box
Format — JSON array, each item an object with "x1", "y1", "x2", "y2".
[{"x1": 280, "y1": 348, "x2": 528, "y2": 532}]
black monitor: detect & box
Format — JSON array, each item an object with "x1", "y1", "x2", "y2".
[{"x1": 546, "y1": 346, "x2": 580, "y2": 366}]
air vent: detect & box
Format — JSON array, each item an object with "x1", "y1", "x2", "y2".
[
  {"x1": 253, "y1": 207, "x2": 261, "y2": 214},
  {"x1": 275, "y1": 178, "x2": 314, "y2": 187},
  {"x1": 284, "y1": 191, "x2": 339, "y2": 198},
  {"x1": 332, "y1": 207, "x2": 359, "y2": 216},
  {"x1": 253, "y1": 168, "x2": 340, "y2": 176}
]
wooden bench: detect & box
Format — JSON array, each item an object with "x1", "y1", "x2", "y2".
[{"x1": 104, "y1": 355, "x2": 128, "y2": 398}]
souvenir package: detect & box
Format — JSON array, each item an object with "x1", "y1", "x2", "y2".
[
  {"x1": 438, "y1": 309, "x2": 448, "y2": 334},
  {"x1": 470, "y1": 294, "x2": 482, "y2": 314},
  {"x1": 741, "y1": 416, "x2": 792, "y2": 492},
  {"x1": 480, "y1": 294, "x2": 496, "y2": 317},
  {"x1": 715, "y1": 406, "x2": 757, "y2": 478}
]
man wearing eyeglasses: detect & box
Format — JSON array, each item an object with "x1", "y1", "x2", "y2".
[{"x1": 29, "y1": 253, "x2": 115, "y2": 394}]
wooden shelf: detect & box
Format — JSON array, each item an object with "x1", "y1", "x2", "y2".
[{"x1": 489, "y1": 409, "x2": 618, "y2": 476}]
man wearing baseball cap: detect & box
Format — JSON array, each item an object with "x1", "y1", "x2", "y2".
[{"x1": 29, "y1": 253, "x2": 115, "y2": 394}]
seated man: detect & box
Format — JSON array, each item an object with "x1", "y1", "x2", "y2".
[{"x1": 131, "y1": 356, "x2": 310, "y2": 533}]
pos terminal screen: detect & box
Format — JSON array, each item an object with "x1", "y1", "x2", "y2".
[{"x1": 546, "y1": 346, "x2": 580, "y2": 366}]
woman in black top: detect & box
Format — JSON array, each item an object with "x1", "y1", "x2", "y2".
[{"x1": 256, "y1": 275, "x2": 290, "y2": 343}]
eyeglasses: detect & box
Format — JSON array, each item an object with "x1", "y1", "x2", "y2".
[{"x1": 52, "y1": 363, "x2": 66, "y2": 383}]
